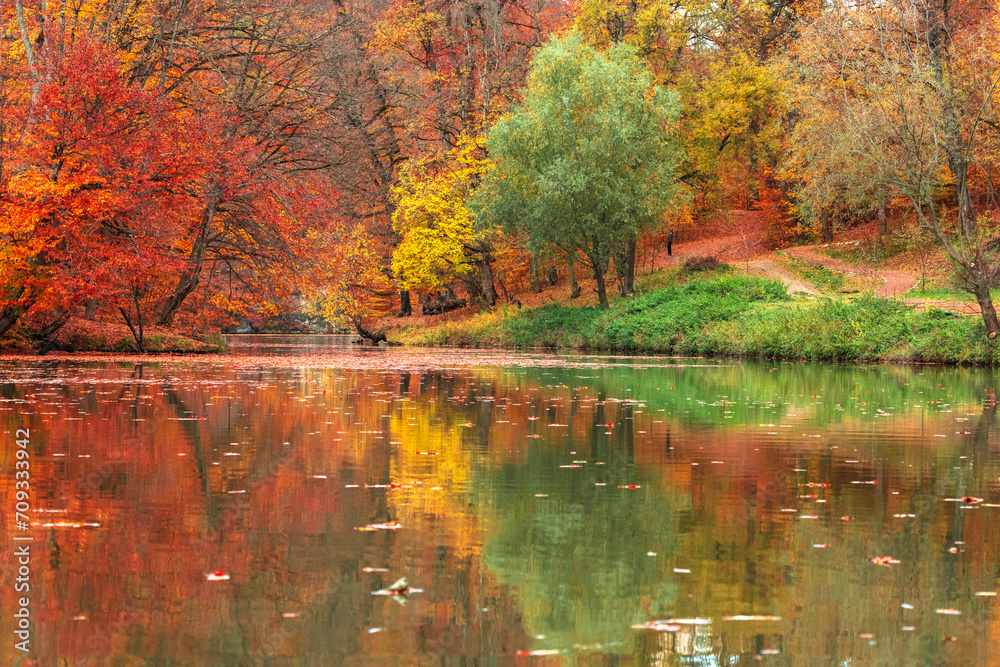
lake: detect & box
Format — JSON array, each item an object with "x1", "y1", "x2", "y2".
[{"x1": 2, "y1": 346, "x2": 999, "y2": 665}]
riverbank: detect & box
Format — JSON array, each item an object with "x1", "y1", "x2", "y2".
[
  {"x1": 391, "y1": 266, "x2": 1000, "y2": 364},
  {"x1": 0, "y1": 317, "x2": 225, "y2": 354}
]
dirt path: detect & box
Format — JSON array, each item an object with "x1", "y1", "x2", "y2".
[
  {"x1": 672, "y1": 235, "x2": 979, "y2": 313},
  {"x1": 783, "y1": 245, "x2": 919, "y2": 298},
  {"x1": 782, "y1": 244, "x2": 982, "y2": 315},
  {"x1": 747, "y1": 260, "x2": 821, "y2": 296}
]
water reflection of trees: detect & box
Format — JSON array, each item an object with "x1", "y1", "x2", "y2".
[{"x1": 2, "y1": 359, "x2": 1000, "y2": 664}]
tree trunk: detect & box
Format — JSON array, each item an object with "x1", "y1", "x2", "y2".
[
  {"x1": 158, "y1": 197, "x2": 219, "y2": 326},
  {"x1": 973, "y1": 280, "x2": 1000, "y2": 339},
  {"x1": 948, "y1": 152, "x2": 976, "y2": 237},
  {"x1": 34, "y1": 307, "x2": 73, "y2": 355},
  {"x1": 0, "y1": 306, "x2": 24, "y2": 339},
  {"x1": 589, "y1": 250, "x2": 610, "y2": 309},
  {"x1": 877, "y1": 197, "x2": 887, "y2": 236},
  {"x1": 477, "y1": 254, "x2": 498, "y2": 307},
  {"x1": 820, "y1": 208, "x2": 833, "y2": 243},
  {"x1": 912, "y1": 194, "x2": 999, "y2": 340},
  {"x1": 594, "y1": 266, "x2": 609, "y2": 309},
  {"x1": 355, "y1": 320, "x2": 387, "y2": 344},
  {"x1": 623, "y1": 234, "x2": 636, "y2": 294},
  {"x1": 568, "y1": 252, "x2": 580, "y2": 299},
  {"x1": 0, "y1": 285, "x2": 35, "y2": 339},
  {"x1": 120, "y1": 307, "x2": 145, "y2": 353},
  {"x1": 529, "y1": 249, "x2": 542, "y2": 293},
  {"x1": 399, "y1": 290, "x2": 412, "y2": 316},
  {"x1": 926, "y1": 8, "x2": 976, "y2": 237}
]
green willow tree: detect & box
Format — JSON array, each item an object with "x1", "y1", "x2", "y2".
[{"x1": 473, "y1": 32, "x2": 683, "y2": 309}]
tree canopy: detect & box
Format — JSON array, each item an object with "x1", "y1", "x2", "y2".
[{"x1": 474, "y1": 32, "x2": 683, "y2": 309}]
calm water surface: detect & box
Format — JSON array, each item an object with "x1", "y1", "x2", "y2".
[{"x1": 2, "y1": 347, "x2": 1000, "y2": 665}]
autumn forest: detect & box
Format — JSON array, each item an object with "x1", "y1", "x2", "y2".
[{"x1": 3, "y1": 0, "x2": 1000, "y2": 349}]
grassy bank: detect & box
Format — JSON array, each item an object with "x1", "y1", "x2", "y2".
[{"x1": 396, "y1": 267, "x2": 1000, "y2": 364}]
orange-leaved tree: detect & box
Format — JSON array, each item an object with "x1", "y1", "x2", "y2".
[{"x1": 0, "y1": 33, "x2": 199, "y2": 348}]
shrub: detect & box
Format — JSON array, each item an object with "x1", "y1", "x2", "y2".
[{"x1": 683, "y1": 256, "x2": 720, "y2": 272}]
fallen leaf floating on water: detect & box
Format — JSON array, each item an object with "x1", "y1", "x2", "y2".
[
  {"x1": 850, "y1": 480, "x2": 878, "y2": 485},
  {"x1": 631, "y1": 621, "x2": 682, "y2": 632},
  {"x1": 372, "y1": 578, "x2": 425, "y2": 597},
  {"x1": 515, "y1": 650, "x2": 563, "y2": 656},
  {"x1": 415, "y1": 451, "x2": 440, "y2": 456},
  {"x1": 800, "y1": 483, "x2": 830, "y2": 488},
  {"x1": 35, "y1": 521, "x2": 100, "y2": 528},
  {"x1": 721, "y1": 615, "x2": 782, "y2": 621},
  {"x1": 869, "y1": 556, "x2": 900, "y2": 566},
  {"x1": 976, "y1": 592, "x2": 998, "y2": 596},
  {"x1": 356, "y1": 521, "x2": 402, "y2": 531},
  {"x1": 362, "y1": 567, "x2": 389, "y2": 573},
  {"x1": 206, "y1": 570, "x2": 230, "y2": 581},
  {"x1": 618, "y1": 485, "x2": 641, "y2": 489},
  {"x1": 936, "y1": 609, "x2": 962, "y2": 615}
]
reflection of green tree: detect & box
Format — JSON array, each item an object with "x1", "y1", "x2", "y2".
[
  {"x1": 465, "y1": 361, "x2": 1000, "y2": 663},
  {"x1": 496, "y1": 360, "x2": 994, "y2": 431},
  {"x1": 473, "y1": 438, "x2": 683, "y2": 650}
]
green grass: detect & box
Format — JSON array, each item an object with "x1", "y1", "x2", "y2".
[
  {"x1": 904, "y1": 286, "x2": 975, "y2": 301},
  {"x1": 399, "y1": 269, "x2": 1000, "y2": 364},
  {"x1": 904, "y1": 285, "x2": 1000, "y2": 303},
  {"x1": 403, "y1": 270, "x2": 789, "y2": 351},
  {"x1": 113, "y1": 337, "x2": 136, "y2": 352},
  {"x1": 201, "y1": 332, "x2": 228, "y2": 353}
]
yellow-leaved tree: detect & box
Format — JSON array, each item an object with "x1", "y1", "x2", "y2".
[{"x1": 391, "y1": 137, "x2": 499, "y2": 307}]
